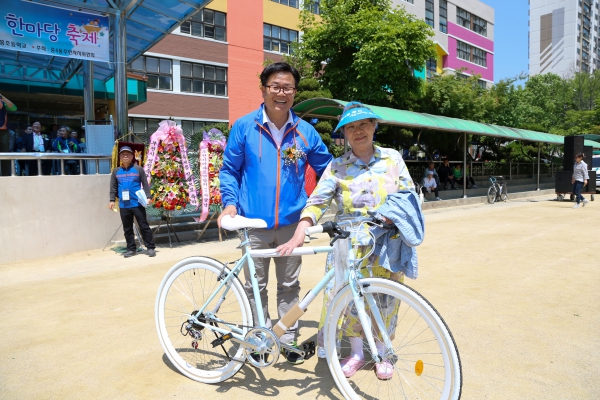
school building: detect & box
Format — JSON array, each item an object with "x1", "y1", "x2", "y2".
[{"x1": 128, "y1": 0, "x2": 494, "y2": 135}]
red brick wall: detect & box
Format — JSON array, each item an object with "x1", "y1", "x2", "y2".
[
  {"x1": 227, "y1": 0, "x2": 264, "y2": 124},
  {"x1": 130, "y1": 91, "x2": 228, "y2": 120},
  {"x1": 149, "y1": 34, "x2": 228, "y2": 64}
]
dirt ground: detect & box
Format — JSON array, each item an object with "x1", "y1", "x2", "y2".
[{"x1": 0, "y1": 194, "x2": 598, "y2": 399}]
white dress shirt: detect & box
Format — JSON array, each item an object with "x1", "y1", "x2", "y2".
[{"x1": 262, "y1": 109, "x2": 293, "y2": 146}]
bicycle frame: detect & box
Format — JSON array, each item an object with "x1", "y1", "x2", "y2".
[{"x1": 185, "y1": 223, "x2": 396, "y2": 362}]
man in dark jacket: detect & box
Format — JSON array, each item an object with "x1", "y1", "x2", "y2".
[
  {"x1": 21, "y1": 120, "x2": 52, "y2": 175},
  {"x1": 437, "y1": 158, "x2": 457, "y2": 190},
  {"x1": 109, "y1": 146, "x2": 156, "y2": 258}
]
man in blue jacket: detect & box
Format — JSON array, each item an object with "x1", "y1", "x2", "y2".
[
  {"x1": 109, "y1": 146, "x2": 156, "y2": 258},
  {"x1": 218, "y1": 62, "x2": 332, "y2": 364}
]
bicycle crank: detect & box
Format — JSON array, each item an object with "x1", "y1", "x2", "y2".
[{"x1": 243, "y1": 327, "x2": 280, "y2": 369}]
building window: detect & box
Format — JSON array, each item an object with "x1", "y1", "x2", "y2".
[
  {"x1": 306, "y1": 0, "x2": 320, "y2": 14},
  {"x1": 271, "y1": 0, "x2": 299, "y2": 7},
  {"x1": 426, "y1": 58, "x2": 437, "y2": 79},
  {"x1": 180, "y1": 62, "x2": 227, "y2": 97},
  {"x1": 263, "y1": 23, "x2": 299, "y2": 54},
  {"x1": 439, "y1": 0, "x2": 448, "y2": 33},
  {"x1": 130, "y1": 56, "x2": 172, "y2": 90},
  {"x1": 180, "y1": 9, "x2": 226, "y2": 42},
  {"x1": 181, "y1": 120, "x2": 211, "y2": 135},
  {"x1": 402, "y1": 0, "x2": 414, "y2": 3},
  {"x1": 130, "y1": 118, "x2": 161, "y2": 135},
  {"x1": 477, "y1": 79, "x2": 487, "y2": 89},
  {"x1": 456, "y1": 40, "x2": 487, "y2": 67},
  {"x1": 456, "y1": 7, "x2": 487, "y2": 37},
  {"x1": 425, "y1": 0, "x2": 434, "y2": 28}
]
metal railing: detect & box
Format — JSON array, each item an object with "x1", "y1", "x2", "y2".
[
  {"x1": 0, "y1": 153, "x2": 112, "y2": 176},
  {"x1": 405, "y1": 160, "x2": 564, "y2": 181}
]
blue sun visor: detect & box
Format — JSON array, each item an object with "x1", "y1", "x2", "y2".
[{"x1": 334, "y1": 105, "x2": 381, "y2": 132}]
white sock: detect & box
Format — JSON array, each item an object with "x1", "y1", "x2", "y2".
[{"x1": 349, "y1": 337, "x2": 364, "y2": 360}]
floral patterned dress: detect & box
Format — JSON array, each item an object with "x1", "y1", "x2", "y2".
[{"x1": 300, "y1": 146, "x2": 414, "y2": 347}]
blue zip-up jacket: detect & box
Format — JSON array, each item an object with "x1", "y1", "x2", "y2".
[
  {"x1": 220, "y1": 104, "x2": 333, "y2": 229},
  {"x1": 109, "y1": 164, "x2": 150, "y2": 209}
]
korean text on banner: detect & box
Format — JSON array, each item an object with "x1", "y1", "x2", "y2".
[{"x1": 1, "y1": 0, "x2": 110, "y2": 62}]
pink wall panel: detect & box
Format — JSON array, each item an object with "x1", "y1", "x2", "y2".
[
  {"x1": 447, "y1": 22, "x2": 494, "y2": 52},
  {"x1": 446, "y1": 25, "x2": 494, "y2": 82}
]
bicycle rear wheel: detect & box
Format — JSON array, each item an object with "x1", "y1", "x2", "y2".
[
  {"x1": 487, "y1": 186, "x2": 497, "y2": 204},
  {"x1": 155, "y1": 257, "x2": 252, "y2": 383},
  {"x1": 324, "y1": 278, "x2": 462, "y2": 400},
  {"x1": 500, "y1": 185, "x2": 508, "y2": 202}
]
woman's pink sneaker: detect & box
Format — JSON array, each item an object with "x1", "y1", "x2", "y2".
[
  {"x1": 340, "y1": 356, "x2": 365, "y2": 378},
  {"x1": 375, "y1": 360, "x2": 394, "y2": 380}
]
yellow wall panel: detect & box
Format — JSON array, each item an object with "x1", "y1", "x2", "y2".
[
  {"x1": 207, "y1": 0, "x2": 227, "y2": 12},
  {"x1": 263, "y1": 0, "x2": 302, "y2": 31},
  {"x1": 435, "y1": 45, "x2": 447, "y2": 74}
]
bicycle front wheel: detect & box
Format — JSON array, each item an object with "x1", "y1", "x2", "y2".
[
  {"x1": 155, "y1": 257, "x2": 253, "y2": 383},
  {"x1": 487, "y1": 186, "x2": 497, "y2": 204},
  {"x1": 324, "y1": 278, "x2": 462, "y2": 400}
]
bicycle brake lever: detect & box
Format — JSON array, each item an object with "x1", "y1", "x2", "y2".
[{"x1": 330, "y1": 230, "x2": 350, "y2": 246}]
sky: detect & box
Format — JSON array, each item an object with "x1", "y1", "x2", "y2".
[{"x1": 480, "y1": 0, "x2": 530, "y2": 83}]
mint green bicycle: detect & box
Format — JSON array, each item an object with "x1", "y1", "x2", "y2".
[{"x1": 155, "y1": 215, "x2": 462, "y2": 399}]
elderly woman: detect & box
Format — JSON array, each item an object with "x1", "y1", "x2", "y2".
[{"x1": 277, "y1": 102, "x2": 415, "y2": 380}]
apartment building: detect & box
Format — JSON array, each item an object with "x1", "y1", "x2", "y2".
[
  {"x1": 127, "y1": 0, "x2": 315, "y2": 136},
  {"x1": 529, "y1": 0, "x2": 594, "y2": 76},
  {"x1": 393, "y1": 0, "x2": 495, "y2": 87}
]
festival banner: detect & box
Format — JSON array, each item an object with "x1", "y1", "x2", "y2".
[{"x1": 1, "y1": 0, "x2": 110, "y2": 62}]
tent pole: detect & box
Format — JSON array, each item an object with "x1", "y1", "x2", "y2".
[
  {"x1": 463, "y1": 133, "x2": 467, "y2": 198},
  {"x1": 537, "y1": 142, "x2": 541, "y2": 191}
]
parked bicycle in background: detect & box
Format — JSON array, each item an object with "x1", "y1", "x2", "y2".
[{"x1": 487, "y1": 176, "x2": 508, "y2": 204}]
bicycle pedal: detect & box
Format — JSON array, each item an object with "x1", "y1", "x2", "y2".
[
  {"x1": 211, "y1": 332, "x2": 233, "y2": 348},
  {"x1": 300, "y1": 340, "x2": 316, "y2": 360}
]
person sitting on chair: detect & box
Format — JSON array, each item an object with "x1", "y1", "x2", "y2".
[
  {"x1": 437, "y1": 158, "x2": 456, "y2": 190},
  {"x1": 422, "y1": 161, "x2": 440, "y2": 187},
  {"x1": 452, "y1": 164, "x2": 476, "y2": 188},
  {"x1": 422, "y1": 172, "x2": 441, "y2": 201}
]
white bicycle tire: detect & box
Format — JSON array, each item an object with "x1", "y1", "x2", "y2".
[
  {"x1": 324, "y1": 278, "x2": 462, "y2": 400},
  {"x1": 155, "y1": 256, "x2": 252, "y2": 383}
]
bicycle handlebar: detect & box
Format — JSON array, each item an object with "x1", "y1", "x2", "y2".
[{"x1": 304, "y1": 216, "x2": 378, "y2": 236}]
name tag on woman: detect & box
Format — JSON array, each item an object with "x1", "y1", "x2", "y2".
[{"x1": 122, "y1": 190, "x2": 130, "y2": 201}]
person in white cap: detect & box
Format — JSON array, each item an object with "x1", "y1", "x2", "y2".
[{"x1": 109, "y1": 146, "x2": 156, "y2": 258}]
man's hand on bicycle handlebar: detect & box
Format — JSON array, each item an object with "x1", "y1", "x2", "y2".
[
  {"x1": 217, "y1": 205, "x2": 237, "y2": 228},
  {"x1": 276, "y1": 219, "x2": 312, "y2": 256}
]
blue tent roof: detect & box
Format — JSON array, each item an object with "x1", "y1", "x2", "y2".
[{"x1": 0, "y1": 0, "x2": 213, "y2": 87}]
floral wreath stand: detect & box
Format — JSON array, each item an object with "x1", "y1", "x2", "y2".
[
  {"x1": 196, "y1": 129, "x2": 228, "y2": 242},
  {"x1": 152, "y1": 211, "x2": 181, "y2": 248},
  {"x1": 196, "y1": 207, "x2": 228, "y2": 242},
  {"x1": 144, "y1": 120, "x2": 199, "y2": 248}
]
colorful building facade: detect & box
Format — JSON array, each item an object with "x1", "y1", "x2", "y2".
[
  {"x1": 392, "y1": 0, "x2": 494, "y2": 87},
  {"x1": 128, "y1": 0, "x2": 311, "y2": 135},
  {"x1": 128, "y1": 0, "x2": 494, "y2": 135}
]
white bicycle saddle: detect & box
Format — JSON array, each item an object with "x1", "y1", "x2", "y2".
[{"x1": 220, "y1": 215, "x2": 267, "y2": 231}]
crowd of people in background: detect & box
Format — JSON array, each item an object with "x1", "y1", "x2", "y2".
[{"x1": 7, "y1": 122, "x2": 86, "y2": 176}]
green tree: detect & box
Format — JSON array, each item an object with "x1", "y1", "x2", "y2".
[
  {"x1": 296, "y1": 0, "x2": 436, "y2": 109},
  {"x1": 520, "y1": 73, "x2": 572, "y2": 134}
]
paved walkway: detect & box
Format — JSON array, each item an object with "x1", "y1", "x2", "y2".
[{"x1": 0, "y1": 195, "x2": 598, "y2": 399}]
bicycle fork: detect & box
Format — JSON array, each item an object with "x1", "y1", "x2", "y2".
[{"x1": 348, "y1": 270, "x2": 393, "y2": 364}]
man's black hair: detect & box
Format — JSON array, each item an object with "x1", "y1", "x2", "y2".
[{"x1": 260, "y1": 62, "x2": 300, "y2": 88}]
